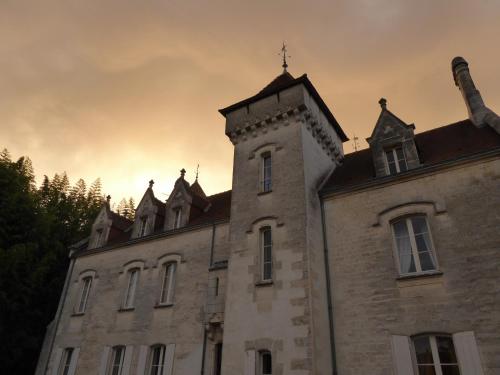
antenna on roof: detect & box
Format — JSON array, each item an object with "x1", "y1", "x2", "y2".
[
  {"x1": 353, "y1": 134, "x2": 359, "y2": 152},
  {"x1": 195, "y1": 164, "x2": 200, "y2": 181},
  {"x1": 279, "y1": 42, "x2": 291, "y2": 73}
]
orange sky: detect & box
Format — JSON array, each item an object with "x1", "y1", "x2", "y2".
[{"x1": 1, "y1": 0, "x2": 499, "y2": 205}]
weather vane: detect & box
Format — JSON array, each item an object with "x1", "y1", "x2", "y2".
[
  {"x1": 279, "y1": 42, "x2": 291, "y2": 72},
  {"x1": 195, "y1": 164, "x2": 200, "y2": 181},
  {"x1": 353, "y1": 134, "x2": 359, "y2": 151}
]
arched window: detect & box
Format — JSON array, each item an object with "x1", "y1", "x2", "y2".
[
  {"x1": 108, "y1": 346, "x2": 125, "y2": 375},
  {"x1": 392, "y1": 215, "x2": 437, "y2": 275},
  {"x1": 75, "y1": 276, "x2": 92, "y2": 314},
  {"x1": 412, "y1": 335, "x2": 460, "y2": 375},
  {"x1": 159, "y1": 262, "x2": 177, "y2": 305},
  {"x1": 123, "y1": 268, "x2": 139, "y2": 309},
  {"x1": 261, "y1": 227, "x2": 272, "y2": 281},
  {"x1": 148, "y1": 344, "x2": 166, "y2": 375},
  {"x1": 259, "y1": 350, "x2": 272, "y2": 375}
]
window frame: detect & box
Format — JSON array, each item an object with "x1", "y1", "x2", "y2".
[
  {"x1": 260, "y1": 153, "x2": 272, "y2": 193},
  {"x1": 390, "y1": 215, "x2": 439, "y2": 276},
  {"x1": 108, "y1": 346, "x2": 126, "y2": 375},
  {"x1": 94, "y1": 228, "x2": 104, "y2": 248},
  {"x1": 75, "y1": 276, "x2": 92, "y2": 314},
  {"x1": 174, "y1": 208, "x2": 182, "y2": 229},
  {"x1": 148, "y1": 344, "x2": 166, "y2": 375},
  {"x1": 260, "y1": 227, "x2": 273, "y2": 282},
  {"x1": 411, "y1": 334, "x2": 461, "y2": 375},
  {"x1": 123, "y1": 268, "x2": 140, "y2": 309},
  {"x1": 139, "y1": 216, "x2": 148, "y2": 237},
  {"x1": 58, "y1": 347, "x2": 74, "y2": 375},
  {"x1": 385, "y1": 146, "x2": 408, "y2": 175},
  {"x1": 258, "y1": 350, "x2": 272, "y2": 375},
  {"x1": 159, "y1": 262, "x2": 177, "y2": 306}
]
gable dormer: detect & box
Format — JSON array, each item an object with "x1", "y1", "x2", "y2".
[
  {"x1": 88, "y1": 195, "x2": 133, "y2": 249},
  {"x1": 132, "y1": 180, "x2": 166, "y2": 238},
  {"x1": 366, "y1": 98, "x2": 421, "y2": 177},
  {"x1": 164, "y1": 169, "x2": 210, "y2": 230}
]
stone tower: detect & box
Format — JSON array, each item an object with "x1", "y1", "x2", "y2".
[{"x1": 218, "y1": 70, "x2": 348, "y2": 375}]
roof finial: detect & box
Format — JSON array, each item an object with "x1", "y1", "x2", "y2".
[
  {"x1": 195, "y1": 164, "x2": 199, "y2": 181},
  {"x1": 180, "y1": 168, "x2": 186, "y2": 179},
  {"x1": 280, "y1": 42, "x2": 290, "y2": 73},
  {"x1": 149, "y1": 179, "x2": 154, "y2": 188},
  {"x1": 379, "y1": 98, "x2": 387, "y2": 109},
  {"x1": 106, "y1": 195, "x2": 111, "y2": 204}
]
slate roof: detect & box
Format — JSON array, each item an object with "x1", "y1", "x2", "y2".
[
  {"x1": 321, "y1": 119, "x2": 500, "y2": 194},
  {"x1": 219, "y1": 72, "x2": 349, "y2": 142}
]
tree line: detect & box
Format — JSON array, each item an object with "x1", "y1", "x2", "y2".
[{"x1": 0, "y1": 148, "x2": 134, "y2": 374}]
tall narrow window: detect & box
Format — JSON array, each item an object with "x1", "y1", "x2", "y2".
[
  {"x1": 76, "y1": 276, "x2": 92, "y2": 313},
  {"x1": 148, "y1": 345, "x2": 166, "y2": 375},
  {"x1": 58, "y1": 348, "x2": 74, "y2": 375},
  {"x1": 385, "y1": 146, "x2": 408, "y2": 175},
  {"x1": 139, "y1": 217, "x2": 148, "y2": 237},
  {"x1": 261, "y1": 227, "x2": 272, "y2": 281},
  {"x1": 160, "y1": 262, "x2": 176, "y2": 305},
  {"x1": 259, "y1": 351, "x2": 272, "y2": 375},
  {"x1": 214, "y1": 277, "x2": 219, "y2": 297},
  {"x1": 109, "y1": 346, "x2": 125, "y2": 375},
  {"x1": 174, "y1": 209, "x2": 182, "y2": 229},
  {"x1": 413, "y1": 335, "x2": 460, "y2": 375},
  {"x1": 94, "y1": 229, "x2": 104, "y2": 248},
  {"x1": 123, "y1": 268, "x2": 139, "y2": 309},
  {"x1": 261, "y1": 154, "x2": 272, "y2": 192},
  {"x1": 214, "y1": 343, "x2": 223, "y2": 375},
  {"x1": 392, "y1": 216, "x2": 437, "y2": 275}
]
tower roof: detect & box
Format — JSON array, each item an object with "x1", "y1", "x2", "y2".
[{"x1": 219, "y1": 72, "x2": 348, "y2": 142}]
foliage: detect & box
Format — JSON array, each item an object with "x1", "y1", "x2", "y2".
[{"x1": 0, "y1": 148, "x2": 120, "y2": 374}]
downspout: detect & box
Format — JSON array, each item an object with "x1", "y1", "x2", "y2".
[
  {"x1": 201, "y1": 223, "x2": 217, "y2": 375},
  {"x1": 40, "y1": 252, "x2": 76, "y2": 375},
  {"x1": 320, "y1": 197, "x2": 338, "y2": 375}
]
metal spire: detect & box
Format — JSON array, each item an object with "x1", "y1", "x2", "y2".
[
  {"x1": 280, "y1": 42, "x2": 290, "y2": 72},
  {"x1": 195, "y1": 164, "x2": 200, "y2": 181}
]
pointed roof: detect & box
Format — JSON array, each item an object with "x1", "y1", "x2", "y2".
[
  {"x1": 367, "y1": 100, "x2": 415, "y2": 142},
  {"x1": 219, "y1": 72, "x2": 348, "y2": 142},
  {"x1": 190, "y1": 180, "x2": 207, "y2": 199}
]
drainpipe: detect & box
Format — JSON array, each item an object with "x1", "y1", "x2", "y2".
[
  {"x1": 201, "y1": 223, "x2": 217, "y2": 375},
  {"x1": 320, "y1": 198, "x2": 338, "y2": 375},
  {"x1": 40, "y1": 252, "x2": 76, "y2": 375}
]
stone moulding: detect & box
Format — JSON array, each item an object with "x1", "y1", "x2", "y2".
[{"x1": 228, "y1": 105, "x2": 344, "y2": 163}]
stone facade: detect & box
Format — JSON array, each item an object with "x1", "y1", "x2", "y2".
[{"x1": 36, "y1": 57, "x2": 499, "y2": 375}]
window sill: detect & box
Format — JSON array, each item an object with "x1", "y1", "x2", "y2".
[
  {"x1": 154, "y1": 303, "x2": 174, "y2": 309},
  {"x1": 255, "y1": 280, "x2": 273, "y2": 287},
  {"x1": 71, "y1": 312, "x2": 85, "y2": 317},
  {"x1": 396, "y1": 271, "x2": 443, "y2": 281},
  {"x1": 118, "y1": 307, "x2": 135, "y2": 312},
  {"x1": 257, "y1": 190, "x2": 272, "y2": 196}
]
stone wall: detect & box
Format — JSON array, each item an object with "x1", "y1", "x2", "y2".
[{"x1": 324, "y1": 156, "x2": 500, "y2": 375}]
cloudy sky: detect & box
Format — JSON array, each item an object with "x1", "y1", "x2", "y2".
[{"x1": 1, "y1": 0, "x2": 499, "y2": 204}]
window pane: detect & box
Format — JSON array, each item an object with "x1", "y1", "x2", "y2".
[
  {"x1": 263, "y1": 263, "x2": 272, "y2": 280},
  {"x1": 414, "y1": 336, "x2": 434, "y2": 364},
  {"x1": 396, "y1": 148, "x2": 408, "y2": 172},
  {"x1": 386, "y1": 150, "x2": 398, "y2": 174},
  {"x1": 263, "y1": 155, "x2": 272, "y2": 192},
  {"x1": 262, "y1": 352, "x2": 272, "y2": 374},
  {"x1": 411, "y1": 217, "x2": 428, "y2": 235},
  {"x1": 436, "y1": 336, "x2": 458, "y2": 364},
  {"x1": 263, "y1": 247, "x2": 272, "y2": 262},
  {"x1": 418, "y1": 365, "x2": 437, "y2": 375},
  {"x1": 263, "y1": 229, "x2": 272, "y2": 247},
  {"x1": 394, "y1": 220, "x2": 415, "y2": 273},
  {"x1": 418, "y1": 251, "x2": 436, "y2": 271},
  {"x1": 441, "y1": 365, "x2": 460, "y2": 375}
]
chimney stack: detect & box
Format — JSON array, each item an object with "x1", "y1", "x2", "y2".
[{"x1": 451, "y1": 56, "x2": 491, "y2": 128}]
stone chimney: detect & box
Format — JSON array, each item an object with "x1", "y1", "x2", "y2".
[{"x1": 452, "y1": 57, "x2": 500, "y2": 133}]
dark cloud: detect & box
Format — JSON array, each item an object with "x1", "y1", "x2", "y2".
[{"x1": 1, "y1": 0, "x2": 499, "y2": 202}]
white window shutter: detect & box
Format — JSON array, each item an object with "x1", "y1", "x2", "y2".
[
  {"x1": 67, "y1": 347, "x2": 80, "y2": 375},
  {"x1": 136, "y1": 345, "x2": 148, "y2": 375},
  {"x1": 122, "y1": 346, "x2": 134, "y2": 375},
  {"x1": 164, "y1": 344, "x2": 175, "y2": 375},
  {"x1": 244, "y1": 349, "x2": 256, "y2": 375},
  {"x1": 453, "y1": 331, "x2": 484, "y2": 375},
  {"x1": 98, "y1": 346, "x2": 110, "y2": 375},
  {"x1": 51, "y1": 348, "x2": 63, "y2": 375},
  {"x1": 391, "y1": 335, "x2": 414, "y2": 375}
]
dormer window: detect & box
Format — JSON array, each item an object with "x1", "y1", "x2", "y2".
[
  {"x1": 94, "y1": 229, "x2": 104, "y2": 248},
  {"x1": 261, "y1": 153, "x2": 272, "y2": 193},
  {"x1": 174, "y1": 208, "x2": 182, "y2": 229},
  {"x1": 385, "y1": 146, "x2": 407, "y2": 175},
  {"x1": 139, "y1": 217, "x2": 148, "y2": 237}
]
